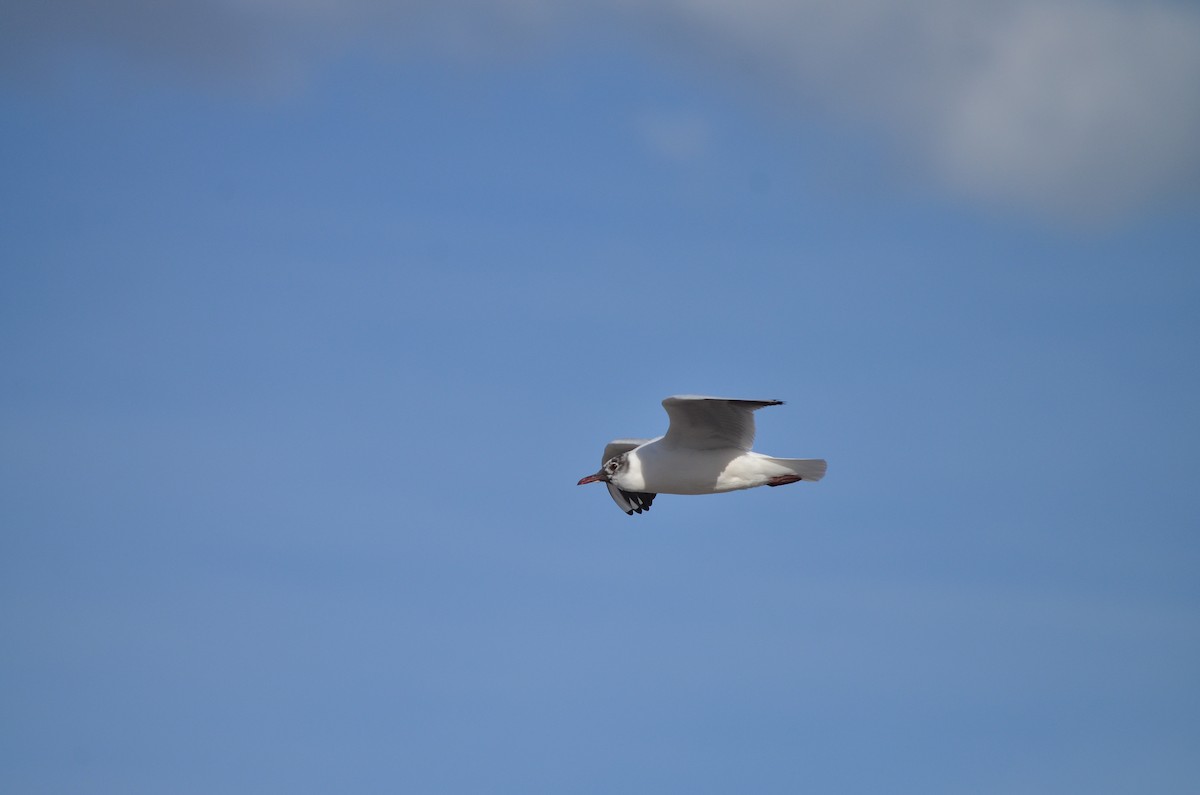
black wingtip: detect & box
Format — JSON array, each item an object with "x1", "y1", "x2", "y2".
[{"x1": 619, "y1": 490, "x2": 657, "y2": 515}]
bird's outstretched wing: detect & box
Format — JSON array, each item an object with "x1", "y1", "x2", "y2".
[
  {"x1": 606, "y1": 486, "x2": 656, "y2": 515},
  {"x1": 661, "y1": 395, "x2": 783, "y2": 451},
  {"x1": 600, "y1": 438, "x2": 656, "y2": 515}
]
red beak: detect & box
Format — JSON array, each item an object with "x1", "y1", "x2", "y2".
[{"x1": 577, "y1": 473, "x2": 604, "y2": 485}]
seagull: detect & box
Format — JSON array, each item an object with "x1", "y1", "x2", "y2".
[{"x1": 577, "y1": 395, "x2": 827, "y2": 515}]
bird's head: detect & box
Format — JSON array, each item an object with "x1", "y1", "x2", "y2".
[{"x1": 577, "y1": 453, "x2": 628, "y2": 486}]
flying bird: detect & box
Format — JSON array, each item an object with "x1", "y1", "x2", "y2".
[{"x1": 577, "y1": 395, "x2": 827, "y2": 515}]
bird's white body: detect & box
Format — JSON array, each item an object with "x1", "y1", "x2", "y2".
[
  {"x1": 614, "y1": 438, "x2": 823, "y2": 495},
  {"x1": 578, "y1": 395, "x2": 827, "y2": 515}
]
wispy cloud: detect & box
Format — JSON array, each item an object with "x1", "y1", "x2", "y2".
[
  {"x1": 933, "y1": 1, "x2": 1200, "y2": 218},
  {"x1": 650, "y1": 0, "x2": 1200, "y2": 220},
  {"x1": 5, "y1": 0, "x2": 1198, "y2": 221}
]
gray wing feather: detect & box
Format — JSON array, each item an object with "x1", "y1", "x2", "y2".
[{"x1": 661, "y1": 395, "x2": 783, "y2": 451}]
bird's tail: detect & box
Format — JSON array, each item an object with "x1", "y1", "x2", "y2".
[{"x1": 773, "y1": 457, "x2": 827, "y2": 482}]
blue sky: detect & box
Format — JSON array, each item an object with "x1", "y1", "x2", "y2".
[{"x1": 2, "y1": 2, "x2": 1199, "y2": 793}]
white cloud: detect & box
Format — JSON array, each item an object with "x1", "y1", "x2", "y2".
[
  {"x1": 935, "y1": 1, "x2": 1200, "y2": 217},
  {"x1": 647, "y1": 0, "x2": 1200, "y2": 219},
  {"x1": 4, "y1": 0, "x2": 1199, "y2": 221}
]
